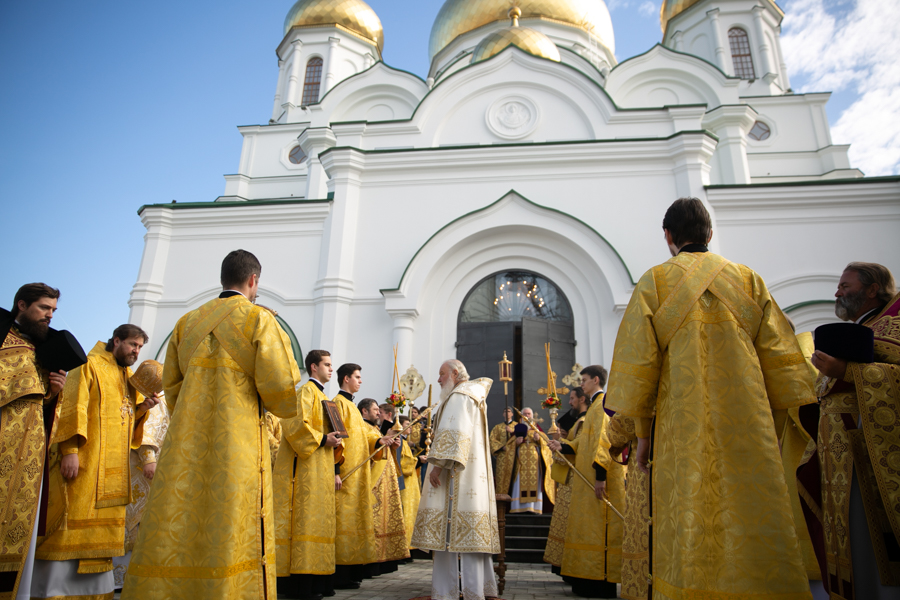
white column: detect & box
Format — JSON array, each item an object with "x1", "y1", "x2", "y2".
[
  {"x1": 389, "y1": 309, "x2": 419, "y2": 375},
  {"x1": 312, "y1": 148, "x2": 367, "y2": 362},
  {"x1": 702, "y1": 105, "x2": 757, "y2": 185},
  {"x1": 775, "y1": 26, "x2": 792, "y2": 91},
  {"x1": 299, "y1": 127, "x2": 337, "y2": 200},
  {"x1": 272, "y1": 59, "x2": 286, "y2": 121},
  {"x1": 128, "y1": 208, "x2": 174, "y2": 355},
  {"x1": 322, "y1": 37, "x2": 341, "y2": 93},
  {"x1": 707, "y1": 9, "x2": 728, "y2": 73},
  {"x1": 283, "y1": 40, "x2": 304, "y2": 108},
  {"x1": 672, "y1": 31, "x2": 684, "y2": 52},
  {"x1": 751, "y1": 6, "x2": 774, "y2": 77}
]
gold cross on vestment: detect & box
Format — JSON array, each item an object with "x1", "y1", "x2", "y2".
[{"x1": 467, "y1": 489, "x2": 477, "y2": 499}]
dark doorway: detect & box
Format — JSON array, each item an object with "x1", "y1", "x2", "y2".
[{"x1": 456, "y1": 270, "x2": 576, "y2": 430}]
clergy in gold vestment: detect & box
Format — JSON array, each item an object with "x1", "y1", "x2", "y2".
[
  {"x1": 121, "y1": 250, "x2": 302, "y2": 600},
  {"x1": 412, "y1": 360, "x2": 500, "y2": 600},
  {"x1": 0, "y1": 284, "x2": 66, "y2": 600},
  {"x1": 544, "y1": 388, "x2": 590, "y2": 571},
  {"x1": 509, "y1": 407, "x2": 555, "y2": 514},
  {"x1": 606, "y1": 413, "x2": 649, "y2": 600},
  {"x1": 372, "y1": 403, "x2": 410, "y2": 565},
  {"x1": 808, "y1": 263, "x2": 900, "y2": 599},
  {"x1": 549, "y1": 369, "x2": 623, "y2": 600},
  {"x1": 274, "y1": 350, "x2": 344, "y2": 600},
  {"x1": 775, "y1": 329, "x2": 822, "y2": 587},
  {"x1": 605, "y1": 198, "x2": 815, "y2": 600},
  {"x1": 330, "y1": 365, "x2": 384, "y2": 589},
  {"x1": 34, "y1": 326, "x2": 158, "y2": 600},
  {"x1": 490, "y1": 407, "x2": 516, "y2": 495},
  {"x1": 113, "y1": 398, "x2": 171, "y2": 589},
  {"x1": 397, "y1": 418, "x2": 421, "y2": 549}
]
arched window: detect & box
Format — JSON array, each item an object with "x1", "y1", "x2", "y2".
[
  {"x1": 459, "y1": 270, "x2": 573, "y2": 323},
  {"x1": 728, "y1": 28, "x2": 756, "y2": 79},
  {"x1": 301, "y1": 57, "x2": 323, "y2": 106}
]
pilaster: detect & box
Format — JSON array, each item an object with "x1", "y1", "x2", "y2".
[
  {"x1": 299, "y1": 127, "x2": 337, "y2": 200},
  {"x1": 707, "y1": 9, "x2": 727, "y2": 73},
  {"x1": 323, "y1": 37, "x2": 341, "y2": 94},
  {"x1": 128, "y1": 208, "x2": 173, "y2": 353},
  {"x1": 751, "y1": 6, "x2": 774, "y2": 78},
  {"x1": 703, "y1": 105, "x2": 757, "y2": 185},
  {"x1": 388, "y1": 309, "x2": 419, "y2": 373}
]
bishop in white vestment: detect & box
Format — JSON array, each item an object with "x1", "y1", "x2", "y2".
[{"x1": 412, "y1": 360, "x2": 500, "y2": 600}]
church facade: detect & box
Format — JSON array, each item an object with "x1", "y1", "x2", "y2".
[{"x1": 128, "y1": 0, "x2": 900, "y2": 422}]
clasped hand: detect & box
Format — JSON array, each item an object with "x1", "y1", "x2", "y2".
[
  {"x1": 324, "y1": 432, "x2": 344, "y2": 448},
  {"x1": 811, "y1": 350, "x2": 848, "y2": 380}
]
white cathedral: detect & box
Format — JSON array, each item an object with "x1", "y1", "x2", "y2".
[{"x1": 128, "y1": 0, "x2": 900, "y2": 423}]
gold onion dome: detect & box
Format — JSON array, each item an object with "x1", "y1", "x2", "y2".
[
  {"x1": 284, "y1": 0, "x2": 384, "y2": 53},
  {"x1": 430, "y1": 0, "x2": 614, "y2": 61},
  {"x1": 471, "y1": 8, "x2": 561, "y2": 63},
  {"x1": 660, "y1": 0, "x2": 783, "y2": 32}
]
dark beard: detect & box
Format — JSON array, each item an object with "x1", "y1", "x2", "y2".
[
  {"x1": 16, "y1": 314, "x2": 49, "y2": 342},
  {"x1": 835, "y1": 289, "x2": 867, "y2": 321}
]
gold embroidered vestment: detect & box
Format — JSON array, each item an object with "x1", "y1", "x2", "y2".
[
  {"x1": 543, "y1": 413, "x2": 586, "y2": 568},
  {"x1": 37, "y1": 341, "x2": 149, "y2": 568},
  {"x1": 121, "y1": 296, "x2": 302, "y2": 600},
  {"x1": 605, "y1": 252, "x2": 815, "y2": 599},
  {"x1": 0, "y1": 327, "x2": 49, "y2": 600}
]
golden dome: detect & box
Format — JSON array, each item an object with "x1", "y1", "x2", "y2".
[
  {"x1": 660, "y1": 0, "x2": 783, "y2": 33},
  {"x1": 284, "y1": 0, "x2": 384, "y2": 53},
  {"x1": 430, "y1": 0, "x2": 614, "y2": 61},
  {"x1": 471, "y1": 10, "x2": 561, "y2": 63}
]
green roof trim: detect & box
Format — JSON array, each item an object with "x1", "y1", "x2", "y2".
[
  {"x1": 275, "y1": 315, "x2": 304, "y2": 372},
  {"x1": 784, "y1": 300, "x2": 834, "y2": 313},
  {"x1": 380, "y1": 189, "x2": 636, "y2": 295},
  {"x1": 319, "y1": 129, "x2": 718, "y2": 159},
  {"x1": 610, "y1": 42, "x2": 739, "y2": 81},
  {"x1": 137, "y1": 197, "x2": 332, "y2": 216},
  {"x1": 707, "y1": 175, "x2": 900, "y2": 190},
  {"x1": 313, "y1": 60, "x2": 428, "y2": 107}
]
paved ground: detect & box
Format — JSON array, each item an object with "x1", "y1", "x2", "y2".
[
  {"x1": 303, "y1": 559, "x2": 623, "y2": 600},
  {"x1": 115, "y1": 559, "x2": 623, "y2": 599}
]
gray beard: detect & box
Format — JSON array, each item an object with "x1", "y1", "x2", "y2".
[
  {"x1": 439, "y1": 381, "x2": 454, "y2": 402},
  {"x1": 835, "y1": 289, "x2": 867, "y2": 321}
]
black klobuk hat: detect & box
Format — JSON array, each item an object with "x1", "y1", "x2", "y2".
[
  {"x1": 36, "y1": 329, "x2": 88, "y2": 373},
  {"x1": 814, "y1": 323, "x2": 875, "y2": 364}
]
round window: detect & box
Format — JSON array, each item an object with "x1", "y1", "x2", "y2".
[
  {"x1": 748, "y1": 121, "x2": 771, "y2": 141},
  {"x1": 288, "y1": 146, "x2": 306, "y2": 164}
]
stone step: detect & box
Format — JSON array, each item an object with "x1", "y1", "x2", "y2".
[
  {"x1": 505, "y1": 548, "x2": 547, "y2": 563},
  {"x1": 505, "y1": 535, "x2": 549, "y2": 550},
  {"x1": 505, "y1": 524, "x2": 550, "y2": 538}
]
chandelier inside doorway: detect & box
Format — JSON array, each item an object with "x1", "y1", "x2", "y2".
[{"x1": 459, "y1": 270, "x2": 573, "y2": 323}]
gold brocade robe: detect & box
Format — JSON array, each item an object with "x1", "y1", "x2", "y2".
[
  {"x1": 369, "y1": 423, "x2": 409, "y2": 562},
  {"x1": 510, "y1": 421, "x2": 555, "y2": 511},
  {"x1": 333, "y1": 395, "x2": 380, "y2": 566},
  {"x1": 265, "y1": 412, "x2": 282, "y2": 468},
  {"x1": 0, "y1": 326, "x2": 50, "y2": 599},
  {"x1": 274, "y1": 380, "x2": 336, "y2": 577},
  {"x1": 121, "y1": 295, "x2": 302, "y2": 600},
  {"x1": 490, "y1": 422, "x2": 515, "y2": 496},
  {"x1": 37, "y1": 342, "x2": 148, "y2": 571},
  {"x1": 399, "y1": 437, "x2": 421, "y2": 549},
  {"x1": 815, "y1": 292, "x2": 900, "y2": 596},
  {"x1": 559, "y1": 398, "x2": 624, "y2": 583},
  {"x1": 125, "y1": 399, "x2": 170, "y2": 553},
  {"x1": 543, "y1": 413, "x2": 586, "y2": 567},
  {"x1": 605, "y1": 252, "x2": 815, "y2": 599},
  {"x1": 777, "y1": 332, "x2": 820, "y2": 581},
  {"x1": 606, "y1": 414, "x2": 649, "y2": 600}
]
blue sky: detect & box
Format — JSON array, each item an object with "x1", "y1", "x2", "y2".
[{"x1": 1, "y1": 0, "x2": 895, "y2": 350}]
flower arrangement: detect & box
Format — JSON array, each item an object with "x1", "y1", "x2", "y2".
[
  {"x1": 386, "y1": 391, "x2": 408, "y2": 413},
  {"x1": 542, "y1": 394, "x2": 561, "y2": 409}
]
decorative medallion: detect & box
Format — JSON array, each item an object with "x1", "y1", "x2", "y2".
[{"x1": 486, "y1": 95, "x2": 539, "y2": 140}]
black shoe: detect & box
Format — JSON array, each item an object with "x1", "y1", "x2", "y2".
[{"x1": 571, "y1": 578, "x2": 617, "y2": 599}]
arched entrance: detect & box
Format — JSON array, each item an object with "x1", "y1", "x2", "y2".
[{"x1": 457, "y1": 270, "x2": 576, "y2": 428}]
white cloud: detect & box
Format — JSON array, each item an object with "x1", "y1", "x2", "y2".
[
  {"x1": 638, "y1": 1, "x2": 659, "y2": 18},
  {"x1": 781, "y1": 0, "x2": 900, "y2": 175}
]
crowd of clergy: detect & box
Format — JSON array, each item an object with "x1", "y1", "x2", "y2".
[{"x1": 0, "y1": 197, "x2": 897, "y2": 600}]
